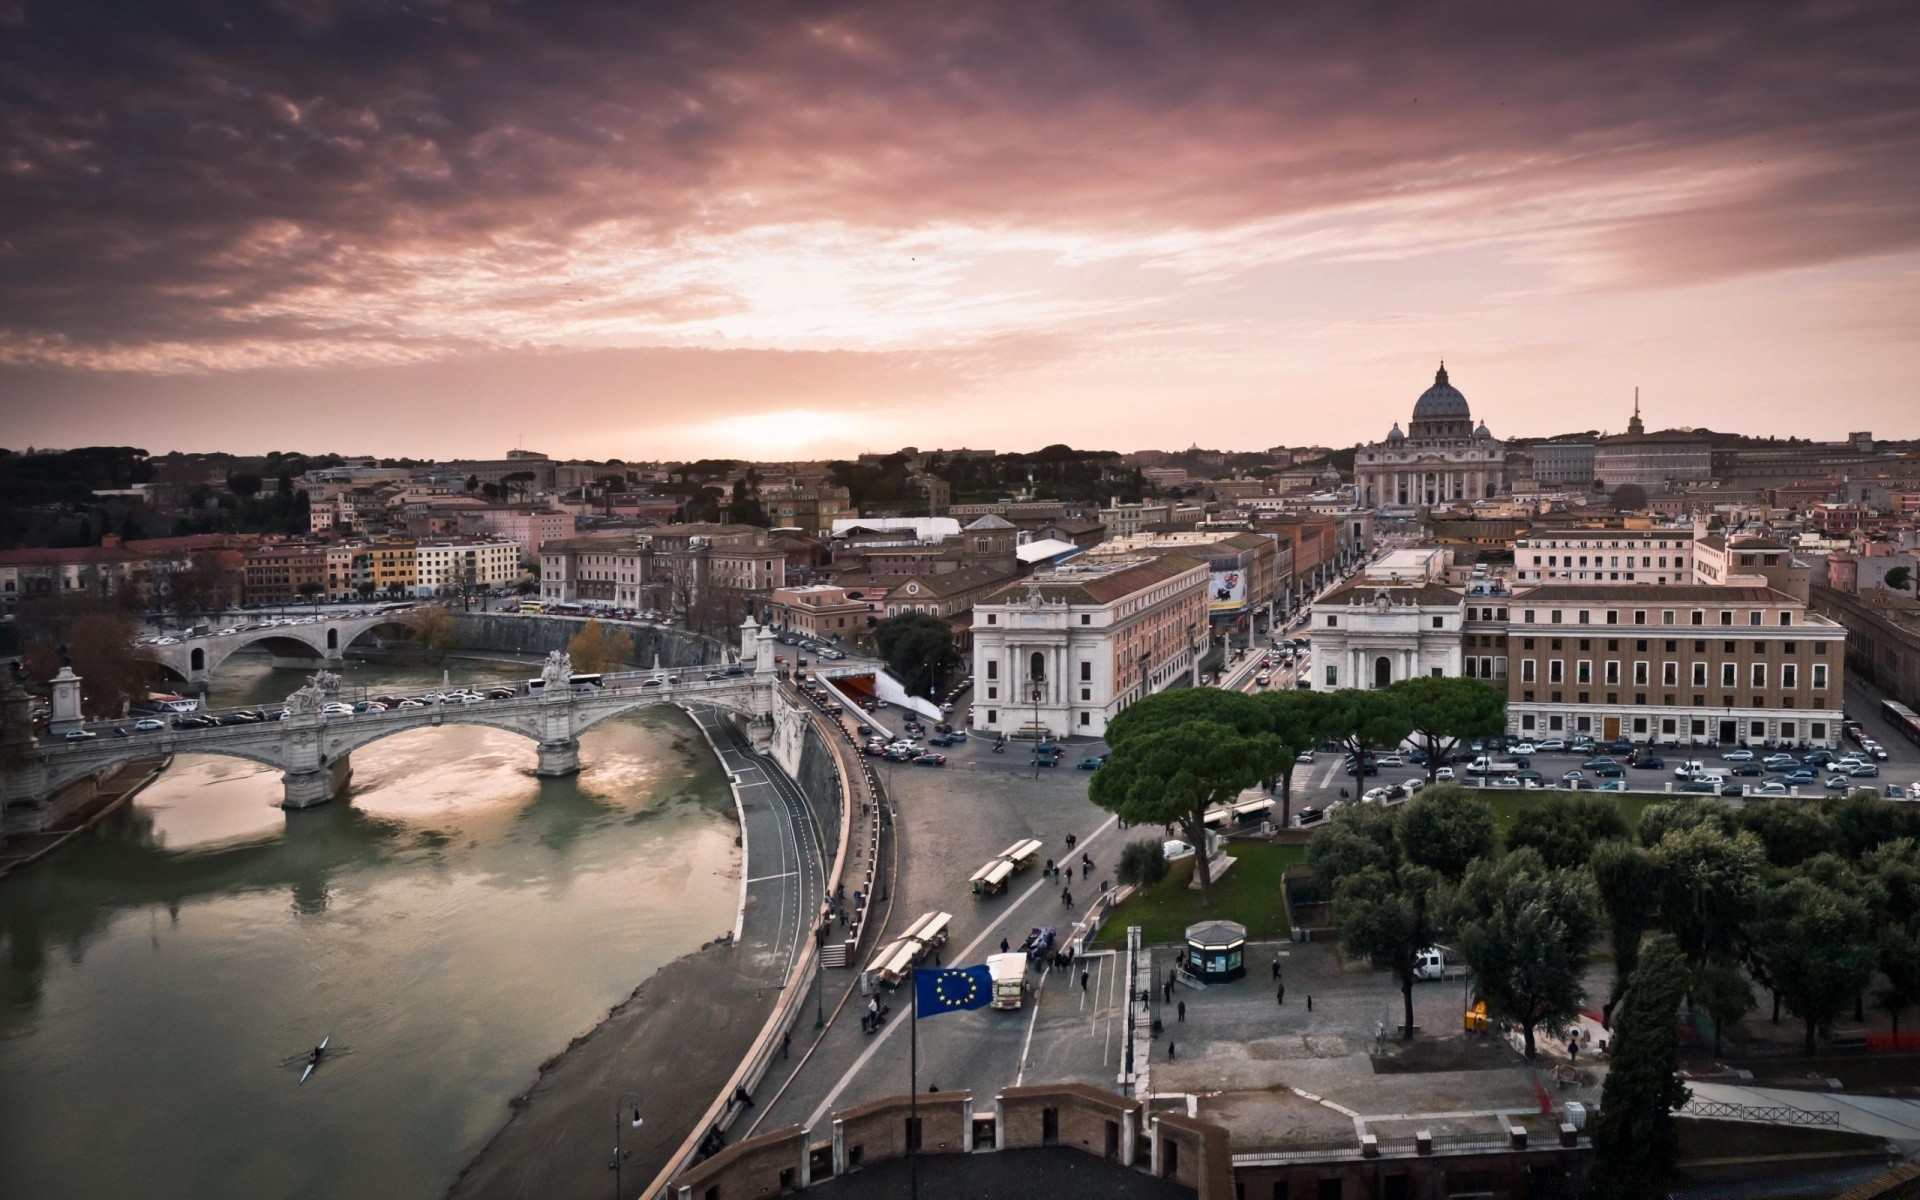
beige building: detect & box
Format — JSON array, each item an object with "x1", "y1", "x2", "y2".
[
  {"x1": 413, "y1": 537, "x2": 520, "y2": 597},
  {"x1": 1505, "y1": 585, "x2": 1845, "y2": 747},
  {"x1": 766, "y1": 584, "x2": 874, "y2": 639},
  {"x1": 1512, "y1": 528, "x2": 1696, "y2": 585},
  {"x1": 1593, "y1": 403, "x2": 1715, "y2": 491},
  {"x1": 970, "y1": 556, "x2": 1208, "y2": 738}
]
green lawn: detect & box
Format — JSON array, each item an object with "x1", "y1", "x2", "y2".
[
  {"x1": 1482, "y1": 791, "x2": 1661, "y2": 841},
  {"x1": 1093, "y1": 841, "x2": 1305, "y2": 948}
]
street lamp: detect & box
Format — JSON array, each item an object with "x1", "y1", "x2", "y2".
[
  {"x1": 609, "y1": 1092, "x2": 644, "y2": 1200},
  {"x1": 1029, "y1": 675, "x2": 1045, "y2": 779}
]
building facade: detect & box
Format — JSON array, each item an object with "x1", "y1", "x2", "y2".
[
  {"x1": 969, "y1": 556, "x2": 1208, "y2": 739},
  {"x1": 1353, "y1": 365, "x2": 1508, "y2": 511},
  {"x1": 1505, "y1": 586, "x2": 1845, "y2": 747},
  {"x1": 1512, "y1": 529, "x2": 1696, "y2": 585},
  {"x1": 413, "y1": 538, "x2": 520, "y2": 597},
  {"x1": 1531, "y1": 442, "x2": 1596, "y2": 487},
  {"x1": 1593, "y1": 404, "x2": 1715, "y2": 491},
  {"x1": 1311, "y1": 580, "x2": 1467, "y2": 689}
]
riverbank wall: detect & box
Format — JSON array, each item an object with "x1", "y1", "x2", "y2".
[{"x1": 450, "y1": 613, "x2": 725, "y2": 669}]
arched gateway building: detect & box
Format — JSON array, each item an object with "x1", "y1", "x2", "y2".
[{"x1": 1354, "y1": 364, "x2": 1507, "y2": 511}]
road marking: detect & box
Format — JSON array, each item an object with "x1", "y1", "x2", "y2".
[
  {"x1": 747, "y1": 871, "x2": 798, "y2": 883},
  {"x1": 802, "y1": 813, "x2": 1121, "y2": 1130},
  {"x1": 1014, "y1": 969, "x2": 1048, "y2": 1088}
]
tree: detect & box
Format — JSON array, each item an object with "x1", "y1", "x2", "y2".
[
  {"x1": 1608, "y1": 483, "x2": 1649, "y2": 512},
  {"x1": 1334, "y1": 862, "x2": 1440, "y2": 1041},
  {"x1": 1321, "y1": 688, "x2": 1413, "y2": 770},
  {"x1": 1637, "y1": 798, "x2": 1737, "y2": 848},
  {"x1": 1874, "y1": 922, "x2": 1920, "y2": 1038},
  {"x1": 170, "y1": 549, "x2": 245, "y2": 616},
  {"x1": 1090, "y1": 715, "x2": 1283, "y2": 907},
  {"x1": 1591, "y1": 839, "x2": 1662, "y2": 1026},
  {"x1": 1691, "y1": 959, "x2": 1754, "y2": 1056},
  {"x1": 1255, "y1": 690, "x2": 1328, "y2": 828},
  {"x1": 1886, "y1": 565, "x2": 1913, "y2": 592},
  {"x1": 1386, "y1": 676, "x2": 1507, "y2": 784},
  {"x1": 567, "y1": 619, "x2": 633, "y2": 675},
  {"x1": 227, "y1": 471, "x2": 263, "y2": 500},
  {"x1": 1650, "y1": 822, "x2": 1767, "y2": 971},
  {"x1": 405, "y1": 605, "x2": 461, "y2": 665},
  {"x1": 1447, "y1": 848, "x2": 1601, "y2": 1059},
  {"x1": 1116, "y1": 841, "x2": 1169, "y2": 889},
  {"x1": 1749, "y1": 874, "x2": 1876, "y2": 1054},
  {"x1": 1394, "y1": 785, "x2": 1496, "y2": 882},
  {"x1": 297, "y1": 582, "x2": 323, "y2": 610},
  {"x1": 1590, "y1": 935, "x2": 1691, "y2": 1198},
  {"x1": 871, "y1": 613, "x2": 960, "y2": 699},
  {"x1": 22, "y1": 610, "x2": 160, "y2": 719},
  {"x1": 1738, "y1": 799, "x2": 1840, "y2": 868},
  {"x1": 1506, "y1": 793, "x2": 1629, "y2": 871}
]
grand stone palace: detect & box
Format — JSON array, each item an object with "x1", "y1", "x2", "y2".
[{"x1": 1354, "y1": 364, "x2": 1507, "y2": 511}]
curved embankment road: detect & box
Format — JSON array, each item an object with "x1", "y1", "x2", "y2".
[{"x1": 446, "y1": 700, "x2": 840, "y2": 1200}]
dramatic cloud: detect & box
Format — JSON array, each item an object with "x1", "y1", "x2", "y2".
[{"x1": 1, "y1": 0, "x2": 1918, "y2": 451}]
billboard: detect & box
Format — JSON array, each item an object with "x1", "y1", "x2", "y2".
[{"x1": 1210, "y1": 566, "x2": 1248, "y2": 615}]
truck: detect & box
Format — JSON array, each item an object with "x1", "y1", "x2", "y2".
[
  {"x1": 1465, "y1": 757, "x2": 1519, "y2": 777},
  {"x1": 1413, "y1": 946, "x2": 1468, "y2": 982},
  {"x1": 989, "y1": 953, "x2": 1029, "y2": 1010}
]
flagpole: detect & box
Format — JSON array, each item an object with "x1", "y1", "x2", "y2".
[{"x1": 910, "y1": 971, "x2": 920, "y2": 1200}]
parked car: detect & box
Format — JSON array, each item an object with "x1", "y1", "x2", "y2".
[
  {"x1": 1562, "y1": 769, "x2": 1586, "y2": 784},
  {"x1": 1851, "y1": 763, "x2": 1881, "y2": 778},
  {"x1": 1536, "y1": 738, "x2": 1568, "y2": 752},
  {"x1": 913, "y1": 753, "x2": 947, "y2": 767},
  {"x1": 1631, "y1": 756, "x2": 1666, "y2": 770},
  {"x1": 64, "y1": 728, "x2": 98, "y2": 740},
  {"x1": 1512, "y1": 742, "x2": 1537, "y2": 755},
  {"x1": 1076, "y1": 756, "x2": 1105, "y2": 770},
  {"x1": 1781, "y1": 769, "x2": 1817, "y2": 785},
  {"x1": 1825, "y1": 775, "x2": 1855, "y2": 791},
  {"x1": 1750, "y1": 781, "x2": 1790, "y2": 796},
  {"x1": 1434, "y1": 766, "x2": 1454, "y2": 781}
]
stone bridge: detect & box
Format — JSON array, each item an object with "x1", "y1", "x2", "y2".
[
  {"x1": 7, "y1": 618, "x2": 793, "y2": 823},
  {"x1": 152, "y1": 608, "x2": 420, "y2": 687}
]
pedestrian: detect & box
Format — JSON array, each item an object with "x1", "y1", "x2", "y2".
[
  {"x1": 1066, "y1": 832, "x2": 1076, "y2": 851},
  {"x1": 1272, "y1": 958, "x2": 1282, "y2": 981},
  {"x1": 782, "y1": 1030, "x2": 791, "y2": 1059},
  {"x1": 1062, "y1": 887, "x2": 1074, "y2": 908},
  {"x1": 1568, "y1": 1039, "x2": 1579, "y2": 1065},
  {"x1": 1081, "y1": 970, "x2": 1089, "y2": 994},
  {"x1": 1307, "y1": 995, "x2": 1313, "y2": 1012},
  {"x1": 1177, "y1": 1000, "x2": 1186, "y2": 1023},
  {"x1": 1045, "y1": 857, "x2": 1055, "y2": 876},
  {"x1": 1277, "y1": 983, "x2": 1285, "y2": 1006},
  {"x1": 1168, "y1": 1041, "x2": 1176, "y2": 1060},
  {"x1": 1000, "y1": 937, "x2": 1010, "y2": 954}
]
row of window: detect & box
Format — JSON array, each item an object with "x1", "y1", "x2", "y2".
[
  {"x1": 1515, "y1": 712, "x2": 1829, "y2": 741},
  {"x1": 1519, "y1": 659, "x2": 1827, "y2": 688},
  {"x1": 1523, "y1": 607, "x2": 1793, "y2": 627},
  {"x1": 1532, "y1": 554, "x2": 1687, "y2": 569}
]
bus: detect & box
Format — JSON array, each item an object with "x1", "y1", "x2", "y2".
[
  {"x1": 1882, "y1": 699, "x2": 1920, "y2": 749},
  {"x1": 527, "y1": 673, "x2": 606, "y2": 694},
  {"x1": 519, "y1": 600, "x2": 543, "y2": 615}
]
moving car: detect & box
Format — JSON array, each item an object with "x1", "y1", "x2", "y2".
[
  {"x1": 913, "y1": 753, "x2": 947, "y2": 767},
  {"x1": 1076, "y1": 755, "x2": 1105, "y2": 770},
  {"x1": 64, "y1": 728, "x2": 98, "y2": 740},
  {"x1": 1721, "y1": 748, "x2": 1755, "y2": 762},
  {"x1": 132, "y1": 718, "x2": 168, "y2": 732}
]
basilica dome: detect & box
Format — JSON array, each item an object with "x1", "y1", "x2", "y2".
[{"x1": 1408, "y1": 363, "x2": 1473, "y2": 440}]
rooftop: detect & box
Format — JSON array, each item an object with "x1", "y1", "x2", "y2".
[{"x1": 981, "y1": 554, "x2": 1205, "y2": 607}]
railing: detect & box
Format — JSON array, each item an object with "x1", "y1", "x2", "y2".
[{"x1": 1679, "y1": 1096, "x2": 1839, "y2": 1127}]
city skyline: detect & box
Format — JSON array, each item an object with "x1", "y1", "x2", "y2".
[{"x1": 4, "y1": 2, "x2": 1919, "y2": 458}]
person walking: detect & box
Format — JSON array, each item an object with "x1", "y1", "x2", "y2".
[
  {"x1": 1177, "y1": 1000, "x2": 1186, "y2": 1023},
  {"x1": 1168, "y1": 1041, "x2": 1176, "y2": 1060},
  {"x1": 1277, "y1": 982, "x2": 1285, "y2": 1005},
  {"x1": 1307, "y1": 995, "x2": 1313, "y2": 1012},
  {"x1": 1062, "y1": 887, "x2": 1074, "y2": 908},
  {"x1": 1000, "y1": 937, "x2": 1010, "y2": 954},
  {"x1": 1272, "y1": 958, "x2": 1282, "y2": 981},
  {"x1": 1080, "y1": 970, "x2": 1089, "y2": 994}
]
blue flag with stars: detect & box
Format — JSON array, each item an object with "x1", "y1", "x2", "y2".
[{"x1": 914, "y1": 965, "x2": 992, "y2": 1016}]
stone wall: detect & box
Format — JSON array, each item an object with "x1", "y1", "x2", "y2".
[
  {"x1": 447, "y1": 613, "x2": 723, "y2": 670},
  {"x1": 793, "y1": 718, "x2": 842, "y2": 871}
]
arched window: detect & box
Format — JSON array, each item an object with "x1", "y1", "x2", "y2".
[
  {"x1": 1029, "y1": 651, "x2": 1046, "y2": 682},
  {"x1": 1374, "y1": 657, "x2": 1392, "y2": 689}
]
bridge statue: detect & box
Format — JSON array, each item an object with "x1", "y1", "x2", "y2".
[
  {"x1": 284, "y1": 671, "x2": 340, "y2": 716},
  {"x1": 541, "y1": 650, "x2": 572, "y2": 690}
]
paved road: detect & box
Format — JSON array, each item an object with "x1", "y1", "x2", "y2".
[
  {"x1": 738, "y1": 707, "x2": 1136, "y2": 1139},
  {"x1": 689, "y1": 705, "x2": 825, "y2": 987}
]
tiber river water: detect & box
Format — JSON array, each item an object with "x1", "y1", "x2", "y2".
[{"x1": 0, "y1": 653, "x2": 739, "y2": 1200}]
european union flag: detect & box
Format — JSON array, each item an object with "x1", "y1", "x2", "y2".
[{"x1": 914, "y1": 965, "x2": 992, "y2": 1017}]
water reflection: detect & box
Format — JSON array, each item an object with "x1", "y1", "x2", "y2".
[{"x1": 0, "y1": 655, "x2": 739, "y2": 1200}]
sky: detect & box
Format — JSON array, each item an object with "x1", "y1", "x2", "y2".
[{"x1": 2, "y1": 0, "x2": 1918, "y2": 461}]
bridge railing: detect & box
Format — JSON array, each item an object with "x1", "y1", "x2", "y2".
[{"x1": 37, "y1": 676, "x2": 766, "y2": 757}]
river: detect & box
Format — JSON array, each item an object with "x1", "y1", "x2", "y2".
[{"x1": 0, "y1": 653, "x2": 740, "y2": 1200}]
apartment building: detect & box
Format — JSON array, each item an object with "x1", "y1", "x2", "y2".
[
  {"x1": 1086, "y1": 531, "x2": 1289, "y2": 622},
  {"x1": 764, "y1": 482, "x2": 856, "y2": 539},
  {"x1": 243, "y1": 543, "x2": 330, "y2": 604},
  {"x1": 457, "y1": 506, "x2": 574, "y2": 564},
  {"x1": 324, "y1": 544, "x2": 372, "y2": 601},
  {"x1": 538, "y1": 524, "x2": 785, "y2": 614},
  {"x1": 1504, "y1": 586, "x2": 1845, "y2": 747},
  {"x1": 1511, "y1": 528, "x2": 1695, "y2": 585},
  {"x1": 970, "y1": 555, "x2": 1208, "y2": 739},
  {"x1": 766, "y1": 584, "x2": 873, "y2": 639},
  {"x1": 414, "y1": 538, "x2": 520, "y2": 597},
  {"x1": 369, "y1": 539, "x2": 419, "y2": 597}
]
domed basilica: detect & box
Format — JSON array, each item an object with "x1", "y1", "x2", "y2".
[{"x1": 1354, "y1": 364, "x2": 1507, "y2": 510}]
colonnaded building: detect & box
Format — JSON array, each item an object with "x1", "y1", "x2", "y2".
[{"x1": 1353, "y1": 364, "x2": 1507, "y2": 511}]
